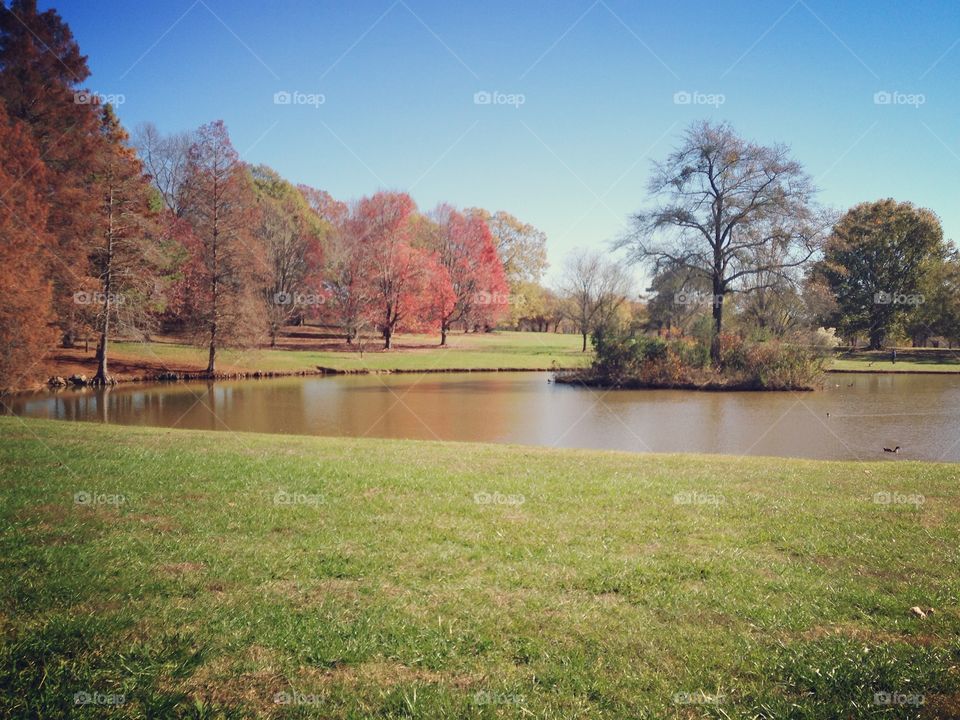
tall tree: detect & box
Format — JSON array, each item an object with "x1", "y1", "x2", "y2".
[
  {"x1": 251, "y1": 166, "x2": 326, "y2": 346},
  {"x1": 0, "y1": 0, "x2": 102, "y2": 345},
  {"x1": 430, "y1": 206, "x2": 508, "y2": 345},
  {"x1": 0, "y1": 104, "x2": 55, "y2": 391},
  {"x1": 179, "y1": 121, "x2": 266, "y2": 373},
  {"x1": 617, "y1": 121, "x2": 829, "y2": 364},
  {"x1": 86, "y1": 105, "x2": 164, "y2": 385},
  {"x1": 813, "y1": 199, "x2": 944, "y2": 349},
  {"x1": 560, "y1": 250, "x2": 633, "y2": 352},
  {"x1": 351, "y1": 192, "x2": 439, "y2": 349}
]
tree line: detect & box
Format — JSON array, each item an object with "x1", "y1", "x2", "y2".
[
  {"x1": 0, "y1": 1, "x2": 550, "y2": 390},
  {"x1": 611, "y1": 122, "x2": 958, "y2": 363}
]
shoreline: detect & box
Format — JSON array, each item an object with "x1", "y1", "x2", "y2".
[{"x1": 9, "y1": 362, "x2": 960, "y2": 397}]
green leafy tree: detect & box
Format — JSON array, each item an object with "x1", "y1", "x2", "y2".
[{"x1": 813, "y1": 199, "x2": 944, "y2": 349}]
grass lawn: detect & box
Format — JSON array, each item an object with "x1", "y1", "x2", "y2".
[
  {"x1": 47, "y1": 331, "x2": 589, "y2": 384},
  {"x1": 2, "y1": 418, "x2": 959, "y2": 718},
  {"x1": 830, "y1": 348, "x2": 960, "y2": 373}
]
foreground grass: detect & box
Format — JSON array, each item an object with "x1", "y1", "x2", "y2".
[
  {"x1": 831, "y1": 348, "x2": 960, "y2": 373},
  {"x1": 78, "y1": 331, "x2": 589, "y2": 379},
  {"x1": 2, "y1": 419, "x2": 959, "y2": 719}
]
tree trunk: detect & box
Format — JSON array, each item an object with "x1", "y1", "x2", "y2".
[
  {"x1": 383, "y1": 326, "x2": 392, "y2": 350},
  {"x1": 207, "y1": 337, "x2": 216, "y2": 375},
  {"x1": 710, "y1": 290, "x2": 724, "y2": 365},
  {"x1": 93, "y1": 192, "x2": 115, "y2": 387},
  {"x1": 440, "y1": 324, "x2": 448, "y2": 346},
  {"x1": 581, "y1": 331, "x2": 588, "y2": 352}
]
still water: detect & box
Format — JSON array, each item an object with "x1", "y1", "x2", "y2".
[{"x1": 5, "y1": 372, "x2": 960, "y2": 461}]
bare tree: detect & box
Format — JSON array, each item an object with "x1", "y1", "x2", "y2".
[
  {"x1": 133, "y1": 121, "x2": 193, "y2": 216},
  {"x1": 617, "y1": 121, "x2": 829, "y2": 364},
  {"x1": 559, "y1": 250, "x2": 633, "y2": 352}
]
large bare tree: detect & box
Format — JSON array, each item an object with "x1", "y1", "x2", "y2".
[{"x1": 617, "y1": 121, "x2": 829, "y2": 363}]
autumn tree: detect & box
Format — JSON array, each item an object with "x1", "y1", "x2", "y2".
[
  {"x1": 813, "y1": 199, "x2": 944, "y2": 349},
  {"x1": 560, "y1": 250, "x2": 633, "y2": 352},
  {"x1": 0, "y1": 0, "x2": 103, "y2": 345},
  {"x1": 179, "y1": 121, "x2": 266, "y2": 373},
  {"x1": 0, "y1": 105, "x2": 55, "y2": 391},
  {"x1": 618, "y1": 121, "x2": 829, "y2": 364},
  {"x1": 469, "y1": 209, "x2": 548, "y2": 285},
  {"x1": 429, "y1": 206, "x2": 508, "y2": 344},
  {"x1": 351, "y1": 192, "x2": 440, "y2": 349},
  {"x1": 250, "y1": 167, "x2": 326, "y2": 346},
  {"x1": 86, "y1": 105, "x2": 165, "y2": 385}
]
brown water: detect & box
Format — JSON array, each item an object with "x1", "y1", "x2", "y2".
[{"x1": 4, "y1": 372, "x2": 960, "y2": 461}]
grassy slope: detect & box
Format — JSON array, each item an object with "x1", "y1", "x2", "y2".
[
  {"x1": 831, "y1": 348, "x2": 960, "y2": 373},
  {"x1": 101, "y1": 332, "x2": 589, "y2": 376},
  {"x1": 1, "y1": 418, "x2": 959, "y2": 719}
]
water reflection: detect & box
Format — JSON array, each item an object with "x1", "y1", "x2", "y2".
[{"x1": 5, "y1": 372, "x2": 960, "y2": 462}]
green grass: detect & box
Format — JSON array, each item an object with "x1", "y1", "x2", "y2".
[
  {"x1": 107, "y1": 331, "x2": 589, "y2": 375},
  {"x1": 2, "y1": 418, "x2": 959, "y2": 718},
  {"x1": 830, "y1": 348, "x2": 960, "y2": 373}
]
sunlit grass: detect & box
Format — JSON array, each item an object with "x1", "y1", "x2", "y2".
[
  {"x1": 831, "y1": 348, "x2": 960, "y2": 373},
  {"x1": 2, "y1": 418, "x2": 959, "y2": 718},
  {"x1": 107, "y1": 330, "x2": 590, "y2": 374}
]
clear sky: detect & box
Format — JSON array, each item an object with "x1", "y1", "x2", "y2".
[{"x1": 50, "y1": 0, "x2": 960, "y2": 284}]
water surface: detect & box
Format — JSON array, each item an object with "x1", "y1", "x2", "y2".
[{"x1": 5, "y1": 372, "x2": 960, "y2": 461}]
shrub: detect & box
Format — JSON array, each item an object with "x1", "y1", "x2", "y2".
[{"x1": 586, "y1": 327, "x2": 825, "y2": 390}]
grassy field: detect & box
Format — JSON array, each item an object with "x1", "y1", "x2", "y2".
[
  {"x1": 47, "y1": 331, "x2": 589, "y2": 383},
  {"x1": 830, "y1": 348, "x2": 960, "y2": 373},
  {"x1": 2, "y1": 418, "x2": 958, "y2": 718}
]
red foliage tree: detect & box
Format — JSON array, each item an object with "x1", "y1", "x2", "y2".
[
  {"x1": 0, "y1": 105, "x2": 56, "y2": 390},
  {"x1": 351, "y1": 192, "x2": 452, "y2": 349},
  {"x1": 178, "y1": 121, "x2": 267, "y2": 373},
  {"x1": 0, "y1": 0, "x2": 103, "y2": 345},
  {"x1": 431, "y1": 206, "x2": 510, "y2": 342},
  {"x1": 86, "y1": 105, "x2": 163, "y2": 385}
]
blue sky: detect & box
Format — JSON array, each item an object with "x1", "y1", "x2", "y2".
[{"x1": 52, "y1": 0, "x2": 960, "y2": 283}]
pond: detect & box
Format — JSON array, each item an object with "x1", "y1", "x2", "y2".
[{"x1": 4, "y1": 372, "x2": 960, "y2": 462}]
